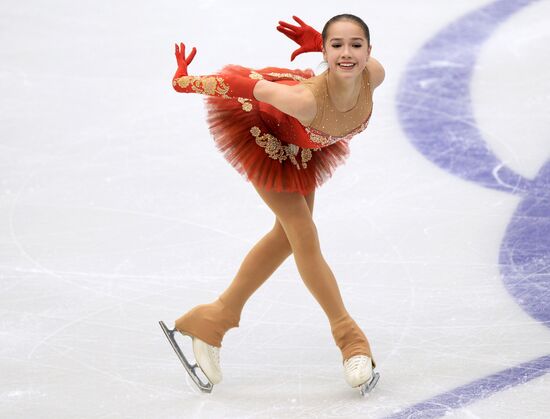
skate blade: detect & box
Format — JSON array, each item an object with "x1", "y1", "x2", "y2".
[
  {"x1": 159, "y1": 320, "x2": 214, "y2": 393},
  {"x1": 359, "y1": 371, "x2": 380, "y2": 397}
]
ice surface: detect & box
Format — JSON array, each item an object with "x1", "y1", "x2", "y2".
[{"x1": 1, "y1": 0, "x2": 549, "y2": 418}]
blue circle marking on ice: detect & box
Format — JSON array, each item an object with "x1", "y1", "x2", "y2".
[
  {"x1": 397, "y1": 0, "x2": 537, "y2": 195},
  {"x1": 391, "y1": 0, "x2": 550, "y2": 417}
]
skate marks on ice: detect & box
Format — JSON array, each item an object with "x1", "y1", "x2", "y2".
[
  {"x1": 159, "y1": 321, "x2": 214, "y2": 393},
  {"x1": 394, "y1": 0, "x2": 549, "y2": 416}
]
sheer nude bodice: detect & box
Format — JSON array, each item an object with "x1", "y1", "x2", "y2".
[{"x1": 300, "y1": 67, "x2": 373, "y2": 139}]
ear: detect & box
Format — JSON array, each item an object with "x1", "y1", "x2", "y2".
[
  {"x1": 322, "y1": 47, "x2": 326, "y2": 62},
  {"x1": 366, "y1": 44, "x2": 372, "y2": 61}
]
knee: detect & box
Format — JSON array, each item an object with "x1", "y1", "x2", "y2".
[{"x1": 281, "y1": 217, "x2": 320, "y2": 252}]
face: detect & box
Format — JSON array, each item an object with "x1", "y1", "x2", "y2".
[{"x1": 322, "y1": 20, "x2": 371, "y2": 79}]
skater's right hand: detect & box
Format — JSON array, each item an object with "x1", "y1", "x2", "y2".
[
  {"x1": 174, "y1": 42, "x2": 197, "y2": 79},
  {"x1": 276, "y1": 16, "x2": 323, "y2": 61}
]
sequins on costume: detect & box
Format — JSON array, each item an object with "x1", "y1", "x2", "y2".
[{"x1": 250, "y1": 126, "x2": 317, "y2": 170}]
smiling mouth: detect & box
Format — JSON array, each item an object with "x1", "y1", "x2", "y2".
[{"x1": 338, "y1": 63, "x2": 356, "y2": 69}]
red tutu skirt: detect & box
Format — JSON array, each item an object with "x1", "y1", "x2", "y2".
[{"x1": 204, "y1": 65, "x2": 352, "y2": 196}]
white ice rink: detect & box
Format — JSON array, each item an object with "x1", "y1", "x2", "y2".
[{"x1": 1, "y1": 0, "x2": 550, "y2": 418}]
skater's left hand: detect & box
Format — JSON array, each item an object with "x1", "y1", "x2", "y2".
[{"x1": 174, "y1": 42, "x2": 197, "y2": 79}]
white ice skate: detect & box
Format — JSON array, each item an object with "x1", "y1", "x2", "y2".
[
  {"x1": 159, "y1": 320, "x2": 222, "y2": 393},
  {"x1": 343, "y1": 355, "x2": 380, "y2": 396}
]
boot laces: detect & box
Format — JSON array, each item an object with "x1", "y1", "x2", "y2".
[
  {"x1": 209, "y1": 345, "x2": 220, "y2": 366},
  {"x1": 345, "y1": 355, "x2": 369, "y2": 372}
]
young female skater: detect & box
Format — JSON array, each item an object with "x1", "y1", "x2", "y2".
[{"x1": 159, "y1": 14, "x2": 385, "y2": 396}]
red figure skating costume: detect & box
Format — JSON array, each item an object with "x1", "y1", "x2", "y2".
[{"x1": 172, "y1": 65, "x2": 375, "y2": 364}]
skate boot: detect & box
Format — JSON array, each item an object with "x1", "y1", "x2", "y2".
[
  {"x1": 343, "y1": 355, "x2": 380, "y2": 396},
  {"x1": 160, "y1": 299, "x2": 239, "y2": 392},
  {"x1": 191, "y1": 334, "x2": 222, "y2": 384}
]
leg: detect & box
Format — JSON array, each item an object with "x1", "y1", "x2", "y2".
[
  {"x1": 174, "y1": 189, "x2": 316, "y2": 347},
  {"x1": 251, "y1": 185, "x2": 374, "y2": 365},
  {"x1": 217, "y1": 189, "x2": 316, "y2": 317}
]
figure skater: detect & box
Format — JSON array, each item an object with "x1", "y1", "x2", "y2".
[{"x1": 159, "y1": 13, "x2": 385, "y2": 396}]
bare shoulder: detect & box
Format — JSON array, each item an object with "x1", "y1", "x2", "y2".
[{"x1": 366, "y1": 57, "x2": 385, "y2": 89}]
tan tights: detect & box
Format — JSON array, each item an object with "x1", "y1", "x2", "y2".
[{"x1": 175, "y1": 186, "x2": 374, "y2": 365}]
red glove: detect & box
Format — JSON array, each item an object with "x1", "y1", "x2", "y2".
[
  {"x1": 173, "y1": 42, "x2": 196, "y2": 79},
  {"x1": 277, "y1": 16, "x2": 323, "y2": 61},
  {"x1": 172, "y1": 42, "x2": 261, "y2": 99}
]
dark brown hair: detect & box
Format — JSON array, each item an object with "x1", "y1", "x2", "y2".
[{"x1": 321, "y1": 14, "x2": 370, "y2": 46}]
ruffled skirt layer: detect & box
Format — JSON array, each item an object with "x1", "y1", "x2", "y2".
[{"x1": 204, "y1": 65, "x2": 352, "y2": 196}]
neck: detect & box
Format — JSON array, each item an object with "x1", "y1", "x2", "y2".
[{"x1": 326, "y1": 70, "x2": 362, "y2": 109}]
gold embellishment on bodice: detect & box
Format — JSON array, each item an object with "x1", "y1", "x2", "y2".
[
  {"x1": 173, "y1": 75, "x2": 231, "y2": 98},
  {"x1": 304, "y1": 113, "x2": 371, "y2": 146},
  {"x1": 250, "y1": 126, "x2": 318, "y2": 169}
]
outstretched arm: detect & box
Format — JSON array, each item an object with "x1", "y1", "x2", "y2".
[{"x1": 172, "y1": 42, "x2": 316, "y2": 122}]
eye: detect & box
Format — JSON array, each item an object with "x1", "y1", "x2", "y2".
[
  {"x1": 353, "y1": 44, "x2": 362, "y2": 48},
  {"x1": 331, "y1": 44, "x2": 342, "y2": 48}
]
